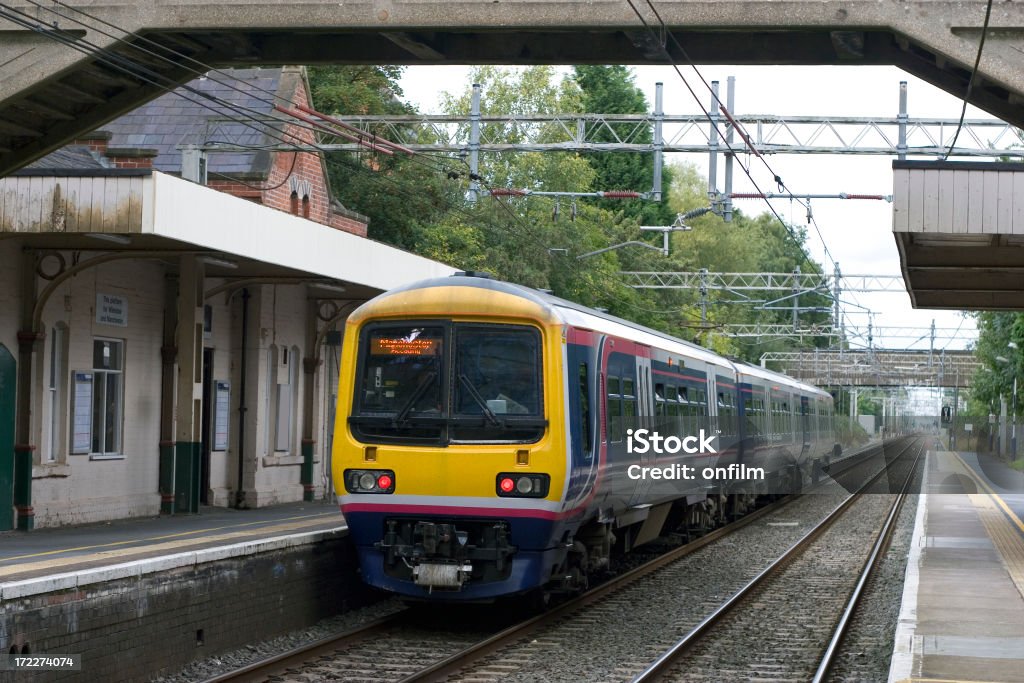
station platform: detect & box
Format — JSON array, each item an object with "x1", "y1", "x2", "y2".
[
  {"x1": 890, "y1": 449, "x2": 1024, "y2": 683},
  {"x1": 0, "y1": 500, "x2": 346, "y2": 596}
]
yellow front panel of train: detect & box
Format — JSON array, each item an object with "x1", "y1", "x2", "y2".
[{"x1": 332, "y1": 284, "x2": 568, "y2": 501}]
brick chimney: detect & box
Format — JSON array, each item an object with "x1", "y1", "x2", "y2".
[
  {"x1": 104, "y1": 147, "x2": 159, "y2": 169},
  {"x1": 72, "y1": 131, "x2": 112, "y2": 155}
]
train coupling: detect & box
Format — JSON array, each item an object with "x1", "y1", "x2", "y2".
[{"x1": 412, "y1": 562, "x2": 474, "y2": 589}]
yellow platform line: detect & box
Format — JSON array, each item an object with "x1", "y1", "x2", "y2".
[
  {"x1": 951, "y1": 452, "x2": 1024, "y2": 536},
  {"x1": 896, "y1": 679, "x2": 1016, "y2": 683},
  {"x1": 0, "y1": 509, "x2": 337, "y2": 565},
  {"x1": 950, "y1": 452, "x2": 1024, "y2": 602},
  {"x1": 0, "y1": 516, "x2": 343, "y2": 580}
]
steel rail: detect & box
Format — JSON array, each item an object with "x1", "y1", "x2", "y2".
[
  {"x1": 197, "y1": 612, "x2": 408, "y2": 683},
  {"x1": 403, "y1": 438, "x2": 898, "y2": 683},
  {"x1": 811, "y1": 437, "x2": 927, "y2": 683},
  {"x1": 202, "y1": 438, "x2": 901, "y2": 683},
  {"x1": 400, "y1": 491, "x2": 795, "y2": 683},
  {"x1": 630, "y1": 435, "x2": 922, "y2": 682}
]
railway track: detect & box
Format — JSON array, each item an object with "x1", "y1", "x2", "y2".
[
  {"x1": 631, "y1": 435, "x2": 925, "y2": 683},
  {"x1": 200, "y1": 437, "x2": 918, "y2": 683}
]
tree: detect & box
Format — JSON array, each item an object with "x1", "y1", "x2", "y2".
[
  {"x1": 308, "y1": 66, "x2": 464, "y2": 250},
  {"x1": 311, "y1": 65, "x2": 830, "y2": 364},
  {"x1": 968, "y1": 311, "x2": 1024, "y2": 417},
  {"x1": 307, "y1": 65, "x2": 410, "y2": 116},
  {"x1": 573, "y1": 66, "x2": 676, "y2": 226}
]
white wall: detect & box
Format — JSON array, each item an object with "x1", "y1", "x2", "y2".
[{"x1": 32, "y1": 257, "x2": 163, "y2": 526}]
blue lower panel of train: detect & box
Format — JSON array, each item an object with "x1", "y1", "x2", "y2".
[
  {"x1": 355, "y1": 546, "x2": 557, "y2": 601},
  {"x1": 345, "y1": 510, "x2": 563, "y2": 600}
]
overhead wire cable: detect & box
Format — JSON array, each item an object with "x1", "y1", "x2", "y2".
[
  {"x1": 13, "y1": 0, "x2": 776, "y2": 327},
  {"x1": 22, "y1": 0, "x2": 374, "y2": 143},
  {"x1": 634, "y1": 0, "x2": 842, "y2": 277},
  {"x1": 2, "y1": 1, "x2": 462, "y2": 189},
  {"x1": 943, "y1": 0, "x2": 996, "y2": 160},
  {"x1": 0, "y1": 2, "x2": 322, "y2": 161},
  {"x1": 622, "y1": 0, "x2": 831, "y2": 277}
]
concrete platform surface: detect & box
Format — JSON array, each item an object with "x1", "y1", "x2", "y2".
[
  {"x1": 0, "y1": 501, "x2": 346, "y2": 586},
  {"x1": 890, "y1": 450, "x2": 1024, "y2": 683}
]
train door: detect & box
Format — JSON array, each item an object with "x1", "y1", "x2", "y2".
[
  {"x1": 635, "y1": 347, "x2": 652, "y2": 421},
  {"x1": 566, "y1": 328, "x2": 598, "y2": 507},
  {"x1": 634, "y1": 347, "x2": 653, "y2": 503},
  {"x1": 800, "y1": 396, "x2": 811, "y2": 449},
  {"x1": 706, "y1": 370, "x2": 718, "y2": 431}
]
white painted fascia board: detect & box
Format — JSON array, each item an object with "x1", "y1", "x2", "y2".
[{"x1": 146, "y1": 172, "x2": 455, "y2": 289}]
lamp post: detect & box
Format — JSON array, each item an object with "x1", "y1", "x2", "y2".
[
  {"x1": 995, "y1": 358, "x2": 1011, "y2": 454},
  {"x1": 1010, "y1": 342, "x2": 1019, "y2": 460}
]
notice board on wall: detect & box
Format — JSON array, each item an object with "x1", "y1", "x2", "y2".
[{"x1": 213, "y1": 380, "x2": 230, "y2": 451}]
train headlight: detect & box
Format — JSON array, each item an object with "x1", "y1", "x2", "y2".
[
  {"x1": 496, "y1": 473, "x2": 550, "y2": 498},
  {"x1": 344, "y1": 469, "x2": 396, "y2": 494}
]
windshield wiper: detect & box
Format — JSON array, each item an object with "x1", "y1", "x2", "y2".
[
  {"x1": 459, "y1": 373, "x2": 502, "y2": 427},
  {"x1": 394, "y1": 371, "x2": 438, "y2": 425}
]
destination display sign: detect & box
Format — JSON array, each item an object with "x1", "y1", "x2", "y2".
[{"x1": 370, "y1": 337, "x2": 440, "y2": 356}]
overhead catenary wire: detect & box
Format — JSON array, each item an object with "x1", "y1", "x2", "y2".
[
  {"x1": 0, "y1": 2, "x2": 321, "y2": 160},
  {"x1": 7, "y1": 0, "x2": 824, "y2": 330},
  {"x1": 943, "y1": 0, "x2": 996, "y2": 160},
  {"x1": 622, "y1": 0, "x2": 836, "y2": 278},
  {"x1": 5, "y1": 0, "x2": 493, "y2": 202}
]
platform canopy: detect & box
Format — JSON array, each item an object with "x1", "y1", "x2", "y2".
[{"x1": 893, "y1": 161, "x2": 1024, "y2": 310}]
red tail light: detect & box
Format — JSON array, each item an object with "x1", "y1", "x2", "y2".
[{"x1": 496, "y1": 473, "x2": 550, "y2": 498}]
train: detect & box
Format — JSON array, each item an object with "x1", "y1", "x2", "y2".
[{"x1": 332, "y1": 272, "x2": 840, "y2": 602}]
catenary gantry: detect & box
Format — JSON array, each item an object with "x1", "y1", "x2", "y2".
[{"x1": 761, "y1": 349, "x2": 980, "y2": 388}]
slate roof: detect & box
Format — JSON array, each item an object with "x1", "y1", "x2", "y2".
[
  {"x1": 102, "y1": 67, "x2": 292, "y2": 178},
  {"x1": 25, "y1": 145, "x2": 110, "y2": 170}
]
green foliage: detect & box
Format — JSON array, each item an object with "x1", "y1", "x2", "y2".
[
  {"x1": 308, "y1": 65, "x2": 411, "y2": 115},
  {"x1": 967, "y1": 311, "x2": 1024, "y2": 416},
  {"x1": 572, "y1": 66, "x2": 676, "y2": 225},
  {"x1": 309, "y1": 66, "x2": 464, "y2": 251},
  {"x1": 309, "y1": 64, "x2": 829, "y2": 365}
]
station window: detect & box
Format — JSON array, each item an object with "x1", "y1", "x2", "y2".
[
  {"x1": 92, "y1": 338, "x2": 124, "y2": 456},
  {"x1": 273, "y1": 345, "x2": 300, "y2": 452},
  {"x1": 47, "y1": 324, "x2": 68, "y2": 462}
]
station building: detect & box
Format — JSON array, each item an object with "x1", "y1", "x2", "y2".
[{"x1": 0, "y1": 66, "x2": 454, "y2": 530}]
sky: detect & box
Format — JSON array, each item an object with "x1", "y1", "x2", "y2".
[{"x1": 397, "y1": 64, "x2": 1000, "y2": 352}]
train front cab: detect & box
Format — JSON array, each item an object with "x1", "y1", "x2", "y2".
[{"x1": 332, "y1": 284, "x2": 578, "y2": 601}]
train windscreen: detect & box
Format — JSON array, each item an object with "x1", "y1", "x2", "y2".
[{"x1": 351, "y1": 322, "x2": 546, "y2": 444}]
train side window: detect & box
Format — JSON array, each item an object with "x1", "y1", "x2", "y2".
[
  {"x1": 654, "y1": 382, "x2": 665, "y2": 417},
  {"x1": 579, "y1": 363, "x2": 592, "y2": 459},
  {"x1": 607, "y1": 375, "x2": 623, "y2": 443},
  {"x1": 622, "y1": 375, "x2": 637, "y2": 429}
]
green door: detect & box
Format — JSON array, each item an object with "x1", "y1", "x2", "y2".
[{"x1": 0, "y1": 343, "x2": 15, "y2": 530}]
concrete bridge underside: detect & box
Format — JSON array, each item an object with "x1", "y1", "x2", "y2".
[{"x1": 0, "y1": 1, "x2": 1023, "y2": 176}]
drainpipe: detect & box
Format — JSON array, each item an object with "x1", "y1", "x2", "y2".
[
  {"x1": 159, "y1": 273, "x2": 179, "y2": 514},
  {"x1": 301, "y1": 296, "x2": 319, "y2": 501},
  {"x1": 235, "y1": 288, "x2": 250, "y2": 508}
]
